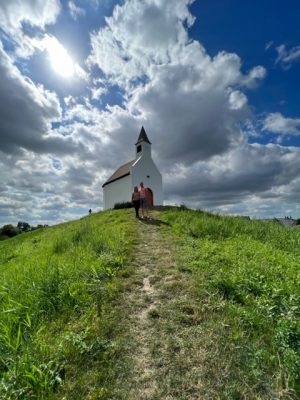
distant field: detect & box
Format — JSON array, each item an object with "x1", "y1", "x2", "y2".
[{"x1": 1, "y1": 207, "x2": 300, "y2": 399}]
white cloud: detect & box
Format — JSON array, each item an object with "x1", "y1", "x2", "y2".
[
  {"x1": 242, "y1": 66, "x2": 266, "y2": 88},
  {"x1": 263, "y1": 113, "x2": 300, "y2": 135},
  {"x1": 0, "y1": 41, "x2": 92, "y2": 157},
  {"x1": 163, "y1": 141, "x2": 300, "y2": 216},
  {"x1": 1, "y1": 0, "x2": 300, "y2": 226},
  {"x1": 15, "y1": 34, "x2": 90, "y2": 81},
  {"x1": 276, "y1": 44, "x2": 300, "y2": 68},
  {"x1": 0, "y1": 41, "x2": 61, "y2": 152},
  {"x1": 41, "y1": 35, "x2": 89, "y2": 80},
  {"x1": 83, "y1": 0, "x2": 299, "y2": 220},
  {"x1": 82, "y1": 0, "x2": 300, "y2": 220},
  {"x1": 86, "y1": 0, "x2": 264, "y2": 169},
  {"x1": 228, "y1": 90, "x2": 248, "y2": 110},
  {"x1": 0, "y1": 0, "x2": 60, "y2": 34},
  {"x1": 126, "y1": 49, "x2": 253, "y2": 165},
  {"x1": 87, "y1": 0, "x2": 196, "y2": 86},
  {"x1": 68, "y1": 1, "x2": 86, "y2": 20},
  {"x1": 0, "y1": 0, "x2": 61, "y2": 60},
  {"x1": 91, "y1": 86, "x2": 107, "y2": 100}
]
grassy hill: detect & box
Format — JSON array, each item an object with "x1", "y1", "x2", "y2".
[{"x1": 1, "y1": 207, "x2": 300, "y2": 399}]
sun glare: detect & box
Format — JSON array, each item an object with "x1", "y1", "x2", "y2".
[{"x1": 45, "y1": 37, "x2": 75, "y2": 78}]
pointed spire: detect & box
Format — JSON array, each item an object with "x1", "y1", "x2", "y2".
[{"x1": 135, "y1": 126, "x2": 151, "y2": 145}]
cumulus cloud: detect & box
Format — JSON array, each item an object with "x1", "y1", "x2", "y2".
[
  {"x1": 85, "y1": 0, "x2": 300, "y2": 220},
  {"x1": 0, "y1": 144, "x2": 104, "y2": 225},
  {"x1": 83, "y1": 0, "x2": 300, "y2": 220},
  {"x1": 1, "y1": 0, "x2": 300, "y2": 226},
  {"x1": 262, "y1": 112, "x2": 300, "y2": 135},
  {"x1": 0, "y1": 0, "x2": 61, "y2": 60},
  {"x1": 87, "y1": 0, "x2": 196, "y2": 86},
  {"x1": 0, "y1": 0, "x2": 60, "y2": 34},
  {"x1": 126, "y1": 49, "x2": 252, "y2": 165},
  {"x1": 0, "y1": 43, "x2": 57, "y2": 153},
  {"x1": 163, "y1": 142, "x2": 300, "y2": 217},
  {"x1": 0, "y1": 42, "x2": 90, "y2": 156},
  {"x1": 86, "y1": 0, "x2": 266, "y2": 168},
  {"x1": 228, "y1": 90, "x2": 248, "y2": 110}
]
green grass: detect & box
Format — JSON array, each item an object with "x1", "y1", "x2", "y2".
[
  {"x1": 0, "y1": 210, "x2": 136, "y2": 400},
  {"x1": 161, "y1": 208, "x2": 300, "y2": 399},
  {"x1": 2, "y1": 206, "x2": 300, "y2": 399}
]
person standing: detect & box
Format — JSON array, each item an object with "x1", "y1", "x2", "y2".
[
  {"x1": 139, "y1": 182, "x2": 149, "y2": 219},
  {"x1": 131, "y1": 186, "x2": 140, "y2": 218}
]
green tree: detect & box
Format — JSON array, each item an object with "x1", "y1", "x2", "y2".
[
  {"x1": 1, "y1": 224, "x2": 19, "y2": 237},
  {"x1": 17, "y1": 221, "x2": 31, "y2": 232}
]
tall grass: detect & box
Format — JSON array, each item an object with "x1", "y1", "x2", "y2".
[
  {"x1": 165, "y1": 208, "x2": 300, "y2": 253},
  {"x1": 163, "y1": 208, "x2": 300, "y2": 398},
  {"x1": 0, "y1": 210, "x2": 135, "y2": 399}
]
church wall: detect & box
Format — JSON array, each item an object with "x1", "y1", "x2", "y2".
[
  {"x1": 103, "y1": 175, "x2": 132, "y2": 209},
  {"x1": 131, "y1": 154, "x2": 163, "y2": 205}
]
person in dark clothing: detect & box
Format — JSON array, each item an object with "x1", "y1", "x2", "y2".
[{"x1": 131, "y1": 186, "x2": 140, "y2": 218}]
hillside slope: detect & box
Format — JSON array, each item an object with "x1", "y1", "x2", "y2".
[{"x1": 1, "y1": 208, "x2": 300, "y2": 399}]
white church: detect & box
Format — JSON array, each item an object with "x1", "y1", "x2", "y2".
[{"x1": 102, "y1": 127, "x2": 163, "y2": 209}]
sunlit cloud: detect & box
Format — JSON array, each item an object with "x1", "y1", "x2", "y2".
[
  {"x1": 25, "y1": 34, "x2": 89, "y2": 80},
  {"x1": 44, "y1": 36, "x2": 75, "y2": 78}
]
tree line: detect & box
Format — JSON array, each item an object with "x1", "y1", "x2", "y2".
[{"x1": 0, "y1": 221, "x2": 48, "y2": 240}]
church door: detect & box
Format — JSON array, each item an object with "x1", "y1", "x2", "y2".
[{"x1": 146, "y1": 187, "x2": 154, "y2": 207}]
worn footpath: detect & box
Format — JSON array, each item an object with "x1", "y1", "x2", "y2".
[{"x1": 111, "y1": 209, "x2": 205, "y2": 400}]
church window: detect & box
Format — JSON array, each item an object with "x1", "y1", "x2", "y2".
[{"x1": 137, "y1": 145, "x2": 142, "y2": 153}]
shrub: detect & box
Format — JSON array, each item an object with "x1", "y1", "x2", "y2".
[
  {"x1": 0, "y1": 224, "x2": 19, "y2": 238},
  {"x1": 17, "y1": 221, "x2": 31, "y2": 232},
  {"x1": 113, "y1": 202, "x2": 132, "y2": 209}
]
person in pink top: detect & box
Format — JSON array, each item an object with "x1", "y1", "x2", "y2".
[{"x1": 139, "y1": 182, "x2": 149, "y2": 219}]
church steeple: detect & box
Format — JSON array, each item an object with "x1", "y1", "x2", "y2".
[
  {"x1": 135, "y1": 126, "x2": 151, "y2": 158},
  {"x1": 135, "y1": 126, "x2": 151, "y2": 145}
]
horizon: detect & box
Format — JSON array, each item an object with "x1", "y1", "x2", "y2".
[
  {"x1": 1, "y1": 0, "x2": 300, "y2": 226},
  {"x1": 2, "y1": 205, "x2": 299, "y2": 230}
]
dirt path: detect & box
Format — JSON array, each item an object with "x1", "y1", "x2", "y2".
[
  {"x1": 112, "y1": 209, "x2": 205, "y2": 399},
  {"x1": 123, "y1": 210, "x2": 178, "y2": 399}
]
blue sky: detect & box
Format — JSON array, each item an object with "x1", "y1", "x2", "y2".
[
  {"x1": 1, "y1": 0, "x2": 300, "y2": 226},
  {"x1": 192, "y1": 0, "x2": 300, "y2": 117}
]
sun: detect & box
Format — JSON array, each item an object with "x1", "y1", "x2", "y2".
[{"x1": 45, "y1": 37, "x2": 75, "y2": 78}]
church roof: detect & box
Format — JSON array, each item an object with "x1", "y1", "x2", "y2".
[
  {"x1": 102, "y1": 159, "x2": 135, "y2": 187},
  {"x1": 135, "y1": 126, "x2": 151, "y2": 145},
  {"x1": 102, "y1": 127, "x2": 151, "y2": 188}
]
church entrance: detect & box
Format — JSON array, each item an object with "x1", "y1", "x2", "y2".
[{"x1": 146, "y1": 187, "x2": 153, "y2": 207}]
